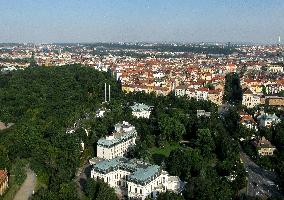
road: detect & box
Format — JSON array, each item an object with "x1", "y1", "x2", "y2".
[
  {"x1": 240, "y1": 152, "x2": 282, "y2": 199},
  {"x1": 14, "y1": 167, "x2": 37, "y2": 200},
  {"x1": 74, "y1": 161, "x2": 91, "y2": 197}
]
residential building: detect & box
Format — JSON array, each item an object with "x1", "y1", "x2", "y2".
[
  {"x1": 196, "y1": 110, "x2": 211, "y2": 118},
  {"x1": 257, "y1": 113, "x2": 281, "y2": 127},
  {"x1": 242, "y1": 87, "x2": 261, "y2": 108},
  {"x1": 253, "y1": 137, "x2": 276, "y2": 156},
  {"x1": 97, "y1": 121, "x2": 137, "y2": 159},
  {"x1": 265, "y1": 96, "x2": 284, "y2": 107},
  {"x1": 0, "y1": 170, "x2": 8, "y2": 196},
  {"x1": 91, "y1": 157, "x2": 183, "y2": 200},
  {"x1": 207, "y1": 89, "x2": 223, "y2": 106},
  {"x1": 174, "y1": 85, "x2": 188, "y2": 97},
  {"x1": 266, "y1": 64, "x2": 283, "y2": 73},
  {"x1": 130, "y1": 103, "x2": 152, "y2": 119},
  {"x1": 239, "y1": 114, "x2": 258, "y2": 131}
]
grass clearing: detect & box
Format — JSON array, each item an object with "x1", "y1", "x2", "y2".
[{"x1": 150, "y1": 143, "x2": 180, "y2": 165}]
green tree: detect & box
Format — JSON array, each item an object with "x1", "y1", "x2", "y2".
[
  {"x1": 0, "y1": 145, "x2": 9, "y2": 169},
  {"x1": 157, "y1": 191, "x2": 184, "y2": 200},
  {"x1": 196, "y1": 129, "x2": 215, "y2": 158},
  {"x1": 59, "y1": 183, "x2": 79, "y2": 200},
  {"x1": 223, "y1": 73, "x2": 242, "y2": 105},
  {"x1": 84, "y1": 178, "x2": 118, "y2": 200}
]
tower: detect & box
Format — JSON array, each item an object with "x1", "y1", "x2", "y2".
[
  {"x1": 104, "y1": 83, "x2": 107, "y2": 102},
  {"x1": 279, "y1": 36, "x2": 281, "y2": 45}
]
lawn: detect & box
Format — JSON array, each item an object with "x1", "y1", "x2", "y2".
[{"x1": 150, "y1": 143, "x2": 180, "y2": 165}]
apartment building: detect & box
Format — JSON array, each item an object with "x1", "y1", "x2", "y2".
[
  {"x1": 97, "y1": 121, "x2": 137, "y2": 159},
  {"x1": 242, "y1": 87, "x2": 261, "y2": 108}
]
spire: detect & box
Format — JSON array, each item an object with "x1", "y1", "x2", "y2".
[{"x1": 109, "y1": 85, "x2": 111, "y2": 102}]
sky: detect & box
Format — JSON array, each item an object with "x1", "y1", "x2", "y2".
[{"x1": 0, "y1": 0, "x2": 284, "y2": 44}]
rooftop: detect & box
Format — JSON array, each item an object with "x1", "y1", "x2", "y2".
[
  {"x1": 257, "y1": 113, "x2": 279, "y2": 121},
  {"x1": 130, "y1": 103, "x2": 152, "y2": 112},
  {"x1": 97, "y1": 121, "x2": 137, "y2": 147},
  {"x1": 0, "y1": 170, "x2": 8, "y2": 184},
  {"x1": 129, "y1": 165, "x2": 160, "y2": 183},
  {"x1": 254, "y1": 137, "x2": 275, "y2": 149},
  {"x1": 92, "y1": 158, "x2": 162, "y2": 186}
]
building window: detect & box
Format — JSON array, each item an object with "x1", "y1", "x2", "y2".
[
  {"x1": 135, "y1": 188, "x2": 137, "y2": 193},
  {"x1": 140, "y1": 189, "x2": 142, "y2": 194}
]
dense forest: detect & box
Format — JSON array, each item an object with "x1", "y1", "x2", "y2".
[
  {"x1": 0, "y1": 65, "x2": 122, "y2": 199},
  {"x1": 0, "y1": 65, "x2": 280, "y2": 200}
]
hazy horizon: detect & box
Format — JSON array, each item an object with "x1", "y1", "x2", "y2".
[{"x1": 1, "y1": 0, "x2": 284, "y2": 44}]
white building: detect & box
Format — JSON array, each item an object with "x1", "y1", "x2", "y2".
[
  {"x1": 196, "y1": 110, "x2": 211, "y2": 118},
  {"x1": 266, "y1": 64, "x2": 283, "y2": 73},
  {"x1": 174, "y1": 85, "x2": 188, "y2": 97},
  {"x1": 242, "y1": 87, "x2": 261, "y2": 108},
  {"x1": 97, "y1": 121, "x2": 137, "y2": 159},
  {"x1": 91, "y1": 157, "x2": 184, "y2": 200},
  {"x1": 195, "y1": 88, "x2": 209, "y2": 101},
  {"x1": 130, "y1": 103, "x2": 152, "y2": 119},
  {"x1": 257, "y1": 113, "x2": 281, "y2": 127}
]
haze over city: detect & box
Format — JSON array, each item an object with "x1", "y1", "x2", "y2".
[{"x1": 1, "y1": 0, "x2": 284, "y2": 44}]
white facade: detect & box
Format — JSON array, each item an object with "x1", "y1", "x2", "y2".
[
  {"x1": 196, "y1": 90, "x2": 208, "y2": 101},
  {"x1": 242, "y1": 87, "x2": 261, "y2": 108},
  {"x1": 130, "y1": 103, "x2": 152, "y2": 119},
  {"x1": 97, "y1": 121, "x2": 137, "y2": 159},
  {"x1": 91, "y1": 158, "x2": 183, "y2": 200},
  {"x1": 242, "y1": 94, "x2": 260, "y2": 108}
]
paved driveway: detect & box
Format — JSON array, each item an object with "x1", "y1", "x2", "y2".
[{"x1": 14, "y1": 167, "x2": 37, "y2": 200}]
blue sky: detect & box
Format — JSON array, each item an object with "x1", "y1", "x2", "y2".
[{"x1": 0, "y1": 0, "x2": 284, "y2": 43}]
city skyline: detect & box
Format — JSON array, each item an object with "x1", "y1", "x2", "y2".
[{"x1": 1, "y1": 0, "x2": 284, "y2": 44}]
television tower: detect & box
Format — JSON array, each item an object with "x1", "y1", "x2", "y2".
[{"x1": 278, "y1": 36, "x2": 281, "y2": 45}]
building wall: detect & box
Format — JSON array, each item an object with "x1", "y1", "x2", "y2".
[
  {"x1": 128, "y1": 174, "x2": 166, "y2": 200},
  {"x1": 132, "y1": 111, "x2": 151, "y2": 119},
  {"x1": 97, "y1": 137, "x2": 136, "y2": 159},
  {"x1": 91, "y1": 168, "x2": 180, "y2": 200},
  {"x1": 208, "y1": 93, "x2": 222, "y2": 105},
  {"x1": 266, "y1": 98, "x2": 284, "y2": 106},
  {"x1": 242, "y1": 94, "x2": 260, "y2": 108},
  {"x1": 91, "y1": 169, "x2": 131, "y2": 188},
  {"x1": 0, "y1": 174, "x2": 8, "y2": 196},
  {"x1": 258, "y1": 148, "x2": 276, "y2": 156}
]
